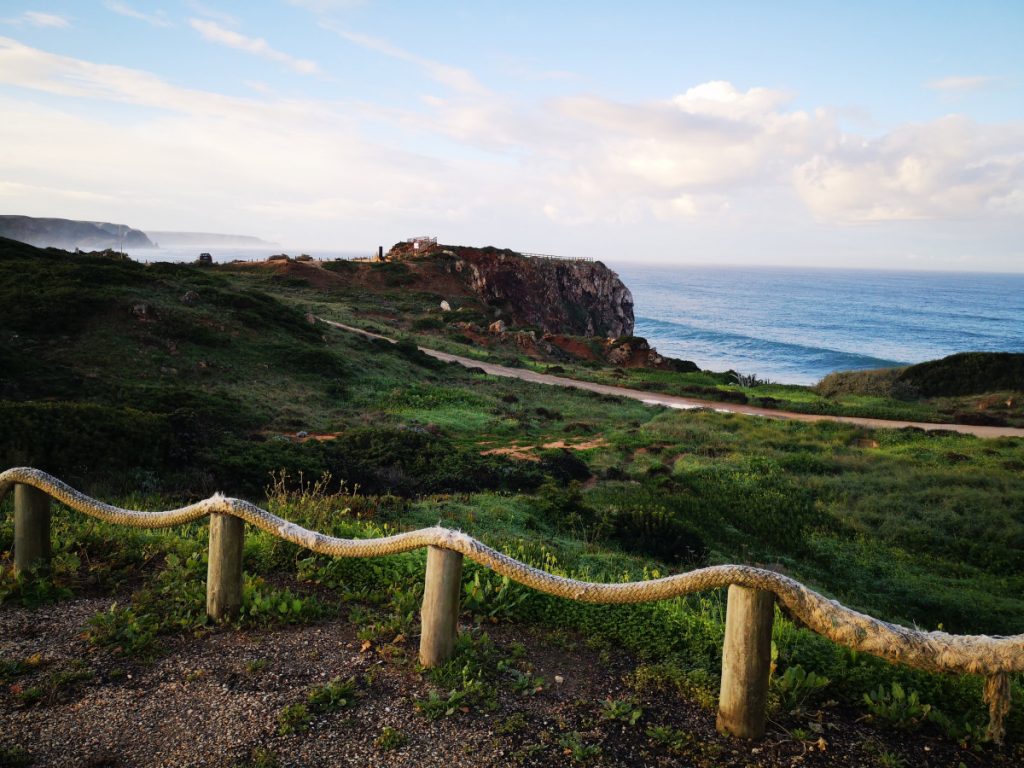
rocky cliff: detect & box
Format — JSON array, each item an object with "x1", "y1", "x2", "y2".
[
  {"x1": 0, "y1": 215, "x2": 154, "y2": 250},
  {"x1": 388, "y1": 242, "x2": 634, "y2": 338}
]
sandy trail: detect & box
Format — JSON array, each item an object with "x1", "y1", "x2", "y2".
[{"x1": 321, "y1": 319, "x2": 1024, "y2": 440}]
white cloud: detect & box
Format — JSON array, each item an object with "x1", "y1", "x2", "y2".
[
  {"x1": 926, "y1": 75, "x2": 995, "y2": 92},
  {"x1": 0, "y1": 35, "x2": 1020, "y2": 260},
  {"x1": 670, "y1": 80, "x2": 793, "y2": 120},
  {"x1": 505, "y1": 85, "x2": 829, "y2": 225},
  {"x1": 0, "y1": 43, "x2": 499, "y2": 241},
  {"x1": 188, "y1": 18, "x2": 319, "y2": 74},
  {"x1": 15, "y1": 12, "x2": 70, "y2": 28},
  {"x1": 104, "y1": 1, "x2": 173, "y2": 28},
  {"x1": 320, "y1": 22, "x2": 487, "y2": 95},
  {"x1": 185, "y1": 1, "x2": 238, "y2": 28},
  {"x1": 0, "y1": 36, "x2": 322, "y2": 121},
  {"x1": 288, "y1": 0, "x2": 366, "y2": 11},
  {"x1": 794, "y1": 116, "x2": 1024, "y2": 221}
]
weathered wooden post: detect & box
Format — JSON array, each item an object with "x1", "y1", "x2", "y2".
[
  {"x1": 419, "y1": 545, "x2": 463, "y2": 667},
  {"x1": 206, "y1": 513, "x2": 244, "y2": 622},
  {"x1": 716, "y1": 584, "x2": 775, "y2": 738},
  {"x1": 14, "y1": 484, "x2": 51, "y2": 574}
]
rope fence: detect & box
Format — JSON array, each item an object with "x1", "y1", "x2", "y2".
[{"x1": 1, "y1": 466, "x2": 1020, "y2": 742}]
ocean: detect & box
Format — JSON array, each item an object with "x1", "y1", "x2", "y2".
[
  {"x1": 609, "y1": 263, "x2": 1024, "y2": 386},
  {"x1": 124, "y1": 244, "x2": 1024, "y2": 387}
]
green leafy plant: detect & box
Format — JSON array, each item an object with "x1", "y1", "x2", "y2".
[
  {"x1": 374, "y1": 726, "x2": 406, "y2": 751},
  {"x1": 462, "y1": 571, "x2": 528, "y2": 622},
  {"x1": 307, "y1": 676, "x2": 358, "y2": 713},
  {"x1": 416, "y1": 631, "x2": 500, "y2": 719},
  {"x1": 277, "y1": 677, "x2": 358, "y2": 735},
  {"x1": 239, "y1": 580, "x2": 326, "y2": 627},
  {"x1": 557, "y1": 732, "x2": 601, "y2": 764},
  {"x1": 277, "y1": 703, "x2": 312, "y2": 735},
  {"x1": 863, "y1": 682, "x2": 932, "y2": 730},
  {"x1": 414, "y1": 667, "x2": 489, "y2": 720},
  {"x1": 496, "y1": 712, "x2": 528, "y2": 735},
  {"x1": 646, "y1": 724, "x2": 693, "y2": 754},
  {"x1": 771, "y1": 663, "x2": 830, "y2": 714},
  {"x1": 875, "y1": 751, "x2": 908, "y2": 768},
  {"x1": 600, "y1": 698, "x2": 643, "y2": 725},
  {"x1": 0, "y1": 745, "x2": 33, "y2": 767},
  {"x1": 86, "y1": 602, "x2": 160, "y2": 658},
  {"x1": 234, "y1": 747, "x2": 280, "y2": 768},
  {"x1": 0, "y1": 548, "x2": 78, "y2": 606},
  {"x1": 505, "y1": 667, "x2": 545, "y2": 696}
]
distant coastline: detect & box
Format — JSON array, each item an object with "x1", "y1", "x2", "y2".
[
  {"x1": 146, "y1": 231, "x2": 275, "y2": 248},
  {"x1": 0, "y1": 214, "x2": 276, "y2": 253}
]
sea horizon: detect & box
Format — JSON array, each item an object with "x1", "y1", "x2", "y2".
[{"x1": 610, "y1": 261, "x2": 1024, "y2": 386}]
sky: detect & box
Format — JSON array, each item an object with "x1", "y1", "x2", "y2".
[{"x1": 0, "y1": 1, "x2": 1022, "y2": 270}]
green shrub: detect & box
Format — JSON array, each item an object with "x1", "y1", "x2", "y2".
[
  {"x1": 412, "y1": 316, "x2": 445, "y2": 331},
  {"x1": 537, "y1": 448, "x2": 591, "y2": 483},
  {"x1": 813, "y1": 367, "x2": 903, "y2": 398},
  {"x1": 677, "y1": 458, "x2": 823, "y2": 556},
  {"x1": 609, "y1": 506, "x2": 708, "y2": 566},
  {"x1": 532, "y1": 480, "x2": 599, "y2": 537},
  {"x1": 899, "y1": 352, "x2": 1024, "y2": 397},
  {"x1": 0, "y1": 401, "x2": 169, "y2": 480}
]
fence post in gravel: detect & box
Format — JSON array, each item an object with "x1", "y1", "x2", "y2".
[
  {"x1": 419, "y1": 545, "x2": 463, "y2": 667},
  {"x1": 207, "y1": 513, "x2": 244, "y2": 622},
  {"x1": 14, "y1": 483, "x2": 51, "y2": 575},
  {"x1": 716, "y1": 584, "x2": 775, "y2": 738}
]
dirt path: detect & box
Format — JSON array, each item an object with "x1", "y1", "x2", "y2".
[
  {"x1": 321, "y1": 320, "x2": 1024, "y2": 440},
  {"x1": 6, "y1": 595, "x2": 1002, "y2": 768}
]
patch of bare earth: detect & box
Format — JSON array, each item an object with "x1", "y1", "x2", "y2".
[{"x1": 480, "y1": 438, "x2": 608, "y2": 462}]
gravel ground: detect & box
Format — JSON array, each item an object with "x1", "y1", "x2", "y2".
[{"x1": 2, "y1": 596, "x2": 1021, "y2": 768}]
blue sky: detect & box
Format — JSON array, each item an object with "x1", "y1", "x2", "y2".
[{"x1": 1, "y1": 1, "x2": 1022, "y2": 270}]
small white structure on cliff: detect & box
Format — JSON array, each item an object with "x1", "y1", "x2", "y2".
[{"x1": 405, "y1": 235, "x2": 437, "y2": 251}]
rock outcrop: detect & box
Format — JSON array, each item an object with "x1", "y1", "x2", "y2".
[{"x1": 388, "y1": 242, "x2": 634, "y2": 338}]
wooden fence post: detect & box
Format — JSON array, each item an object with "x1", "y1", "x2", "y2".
[
  {"x1": 717, "y1": 584, "x2": 775, "y2": 738},
  {"x1": 14, "y1": 484, "x2": 51, "y2": 575},
  {"x1": 419, "y1": 546, "x2": 463, "y2": 667},
  {"x1": 206, "y1": 513, "x2": 244, "y2": 622}
]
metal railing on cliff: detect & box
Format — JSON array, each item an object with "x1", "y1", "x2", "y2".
[
  {"x1": 1, "y1": 466, "x2": 1020, "y2": 743},
  {"x1": 518, "y1": 252, "x2": 594, "y2": 263}
]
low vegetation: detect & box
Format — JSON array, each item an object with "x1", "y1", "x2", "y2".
[{"x1": 2, "y1": 240, "x2": 1023, "y2": 762}]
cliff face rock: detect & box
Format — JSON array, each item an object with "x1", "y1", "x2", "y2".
[
  {"x1": 460, "y1": 253, "x2": 634, "y2": 337},
  {"x1": 0, "y1": 216, "x2": 153, "y2": 251},
  {"x1": 389, "y1": 242, "x2": 634, "y2": 338}
]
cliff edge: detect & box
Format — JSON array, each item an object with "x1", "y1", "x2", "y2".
[{"x1": 387, "y1": 242, "x2": 634, "y2": 338}]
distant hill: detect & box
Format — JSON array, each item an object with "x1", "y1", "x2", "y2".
[
  {"x1": 0, "y1": 215, "x2": 153, "y2": 250},
  {"x1": 147, "y1": 231, "x2": 273, "y2": 247}
]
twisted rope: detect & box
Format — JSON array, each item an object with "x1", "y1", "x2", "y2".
[{"x1": 3, "y1": 466, "x2": 1022, "y2": 726}]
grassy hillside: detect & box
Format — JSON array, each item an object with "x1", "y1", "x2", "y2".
[
  {"x1": 2, "y1": 241, "x2": 1023, "y2": 758},
  {"x1": 241, "y1": 254, "x2": 1023, "y2": 428}
]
